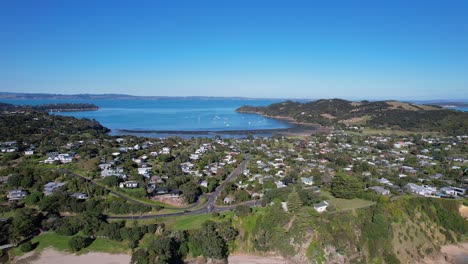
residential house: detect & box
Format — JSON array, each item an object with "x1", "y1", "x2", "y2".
[
  {"x1": 170, "y1": 189, "x2": 181, "y2": 198},
  {"x1": 44, "y1": 182, "x2": 65, "y2": 196},
  {"x1": 119, "y1": 181, "x2": 139, "y2": 188},
  {"x1": 7, "y1": 189, "x2": 27, "y2": 201},
  {"x1": 314, "y1": 201, "x2": 329, "y2": 213},
  {"x1": 404, "y1": 183, "x2": 437, "y2": 197},
  {"x1": 153, "y1": 187, "x2": 169, "y2": 195},
  {"x1": 301, "y1": 177, "x2": 314, "y2": 186},
  {"x1": 368, "y1": 186, "x2": 390, "y2": 195},
  {"x1": 71, "y1": 192, "x2": 89, "y2": 200},
  {"x1": 223, "y1": 196, "x2": 235, "y2": 204},
  {"x1": 137, "y1": 167, "x2": 152, "y2": 176}
]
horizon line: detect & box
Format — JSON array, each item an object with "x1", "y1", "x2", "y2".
[{"x1": 0, "y1": 92, "x2": 467, "y2": 102}]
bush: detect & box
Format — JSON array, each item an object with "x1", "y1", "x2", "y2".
[
  {"x1": 234, "y1": 205, "x2": 252, "y2": 217},
  {"x1": 20, "y1": 241, "x2": 35, "y2": 252},
  {"x1": 69, "y1": 236, "x2": 91, "y2": 252}
]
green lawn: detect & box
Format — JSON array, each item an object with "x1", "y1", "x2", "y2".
[
  {"x1": 157, "y1": 213, "x2": 214, "y2": 230},
  {"x1": 327, "y1": 196, "x2": 376, "y2": 212},
  {"x1": 115, "y1": 211, "x2": 234, "y2": 231},
  {"x1": 13, "y1": 231, "x2": 130, "y2": 257}
]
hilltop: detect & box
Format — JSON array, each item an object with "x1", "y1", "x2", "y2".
[{"x1": 237, "y1": 99, "x2": 468, "y2": 135}]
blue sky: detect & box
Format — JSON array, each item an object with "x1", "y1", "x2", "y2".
[{"x1": 1, "y1": 0, "x2": 467, "y2": 99}]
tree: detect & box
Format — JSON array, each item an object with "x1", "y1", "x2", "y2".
[
  {"x1": 330, "y1": 173, "x2": 363, "y2": 199},
  {"x1": 234, "y1": 205, "x2": 252, "y2": 217},
  {"x1": 287, "y1": 187, "x2": 303, "y2": 212},
  {"x1": 69, "y1": 236, "x2": 90, "y2": 252},
  {"x1": 150, "y1": 236, "x2": 180, "y2": 263},
  {"x1": 20, "y1": 241, "x2": 35, "y2": 252},
  {"x1": 180, "y1": 182, "x2": 201, "y2": 204},
  {"x1": 103, "y1": 176, "x2": 120, "y2": 187},
  {"x1": 9, "y1": 208, "x2": 39, "y2": 241},
  {"x1": 131, "y1": 249, "x2": 149, "y2": 264}
]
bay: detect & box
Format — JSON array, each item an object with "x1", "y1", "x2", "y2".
[{"x1": 0, "y1": 99, "x2": 293, "y2": 137}]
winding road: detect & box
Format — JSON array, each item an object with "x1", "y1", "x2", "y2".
[{"x1": 65, "y1": 153, "x2": 260, "y2": 220}]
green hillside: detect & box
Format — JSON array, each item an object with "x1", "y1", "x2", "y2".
[{"x1": 237, "y1": 99, "x2": 468, "y2": 135}]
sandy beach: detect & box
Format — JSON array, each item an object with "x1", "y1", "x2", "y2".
[
  {"x1": 14, "y1": 249, "x2": 131, "y2": 264},
  {"x1": 441, "y1": 243, "x2": 468, "y2": 264},
  {"x1": 15, "y1": 250, "x2": 290, "y2": 264},
  {"x1": 419, "y1": 243, "x2": 468, "y2": 264}
]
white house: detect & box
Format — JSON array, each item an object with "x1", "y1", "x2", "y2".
[
  {"x1": 368, "y1": 186, "x2": 390, "y2": 195},
  {"x1": 301, "y1": 177, "x2": 314, "y2": 186},
  {"x1": 71, "y1": 192, "x2": 89, "y2": 199},
  {"x1": 162, "y1": 147, "x2": 171, "y2": 154},
  {"x1": 7, "y1": 189, "x2": 27, "y2": 201},
  {"x1": 314, "y1": 201, "x2": 329, "y2": 213},
  {"x1": 119, "y1": 181, "x2": 139, "y2": 188},
  {"x1": 137, "y1": 167, "x2": 152, "y2": 175},
  {"x1": 58, "y1": 154, "x2": 72, "y2": 163}
]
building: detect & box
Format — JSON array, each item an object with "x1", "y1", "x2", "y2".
[
  {"x1": 119, "y1": 181, "x2": 139, "y2": 188},
  {"x1": 224, "y1": 196, "x2": 235, "y2": 204},
  {"x1": 7, "y1": 189, "x2": 27, "y2": 201},
  {"x1": 368, "y1": 186, "x2": 390, "y2": 195},
  {"x1": 301, "y1": 177, "x2": 314, "y2": 186},
  {"x1": 44, "y1": 182, "x2": 65, "y2": 196},
  {"x1": 404, "y1": 183, "x2": 437, "y2": 197},
  {"x1": 314, "y1": 201, "x2": 329, "y2": 213},
  {"x1": 71, "y1": 192, "x2": 89, "y2": 200}
]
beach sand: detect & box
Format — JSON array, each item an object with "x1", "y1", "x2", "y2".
[
  {"x1": 419, "y1": 243, "x2": 468, "y2": 264},
  {"x1": 14, "y1": 249, "x2": 131, "y2": 264}
]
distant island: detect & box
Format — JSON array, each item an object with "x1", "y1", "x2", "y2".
[
  {"x1": 237, "y1": 99, "x2": 468, "y2": 135},
  {"x1": 32, "y1": 103, "x2": 99, "y2": 112},
  {"x1": 0, "y1": 102, "x2": 99, "y2": 112}
]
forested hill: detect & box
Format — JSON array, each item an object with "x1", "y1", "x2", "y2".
[
  {"x1": 0, "y1": 102, "x2": 98, "y2": 112},
  {"x1": 32, "y1": 103, "x2": 99, "y2": 112},
  {"x1": 237, "y1": 99, "x2": 468, "y2": 135},
  {"x1": 0, "y1": 102, "x2": 109, "y2": 144}
]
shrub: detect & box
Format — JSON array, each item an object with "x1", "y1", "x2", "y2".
[
  {"x1": 69, "y1": 236, "x2": 91, "y2": 252},
  {"x1": 20, "y1": 241, "x2": 35, "y2": 252}
]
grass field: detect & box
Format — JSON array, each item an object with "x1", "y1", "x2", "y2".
[
  {"x1": 114, "y1": 211, "x2": 235, "y2": 230},
  {"x1": 328, "y1": 196, "x2": 376, "y2": 212},
  {"x1": 13, "y1": 231, "x2": 130, "y2": 257},
  {"x1": 320, "y1": 190, "x2": 375, "y2": 212}
]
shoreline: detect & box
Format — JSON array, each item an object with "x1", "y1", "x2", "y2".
[
  {"x1": 116, "y1": 123, "x2": 325, "y2": 137},
  {"x1": 116, "y1": 112, "x2": 327, "y2": 137}
]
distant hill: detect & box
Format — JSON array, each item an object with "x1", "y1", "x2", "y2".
[
  {"x1": 0, "y1": 92, "x2": 252, "y2": 100},
  {"x1": 0, "y1": 102, "x2": 109, "y2": 144},
  {"x1": 0, "y1": 102, "x2": 98, "y2": 112},
  {"x1": 237, "y1": 99, "x2": 468, "y2": 135}
]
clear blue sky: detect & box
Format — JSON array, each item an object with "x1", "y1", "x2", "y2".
[{"x1": 1, "y1": 0, "x2": 467, "y2": 99}]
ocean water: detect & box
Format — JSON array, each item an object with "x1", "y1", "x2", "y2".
[{"x1": 1, "y1": 99, "x2": 292, "y2": 136}]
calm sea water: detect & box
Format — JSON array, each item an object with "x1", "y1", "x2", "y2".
[{"x1": 1, "y1": 99, "x2": 293, "y2": 136}]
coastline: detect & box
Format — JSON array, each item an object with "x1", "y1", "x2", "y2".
[
  {"x1": 48, "y1": 108, "x2": 99, "y2": 112},
  {"x1": 114, "y1": 109, "x2": 327, "y2": 138},
  {"x1": 115, "y1": 123, "x2": 326, "y2": 138}
]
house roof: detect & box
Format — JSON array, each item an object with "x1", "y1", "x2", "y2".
[{"x1": 314, "y1": 201, "x2": 329, "y2": 208}]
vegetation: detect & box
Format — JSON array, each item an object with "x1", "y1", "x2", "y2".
[{"x1": 237, "y1": 99, "x2": 468, "y2": 135}]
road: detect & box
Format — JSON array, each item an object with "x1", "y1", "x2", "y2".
[{"x1": 66, "y1": 153, "x2": 260, "y2": 220}]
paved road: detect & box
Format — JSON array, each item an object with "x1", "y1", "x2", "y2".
[{"x1": 66, "y1": 153, "x2": 260, "y2": 220}]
